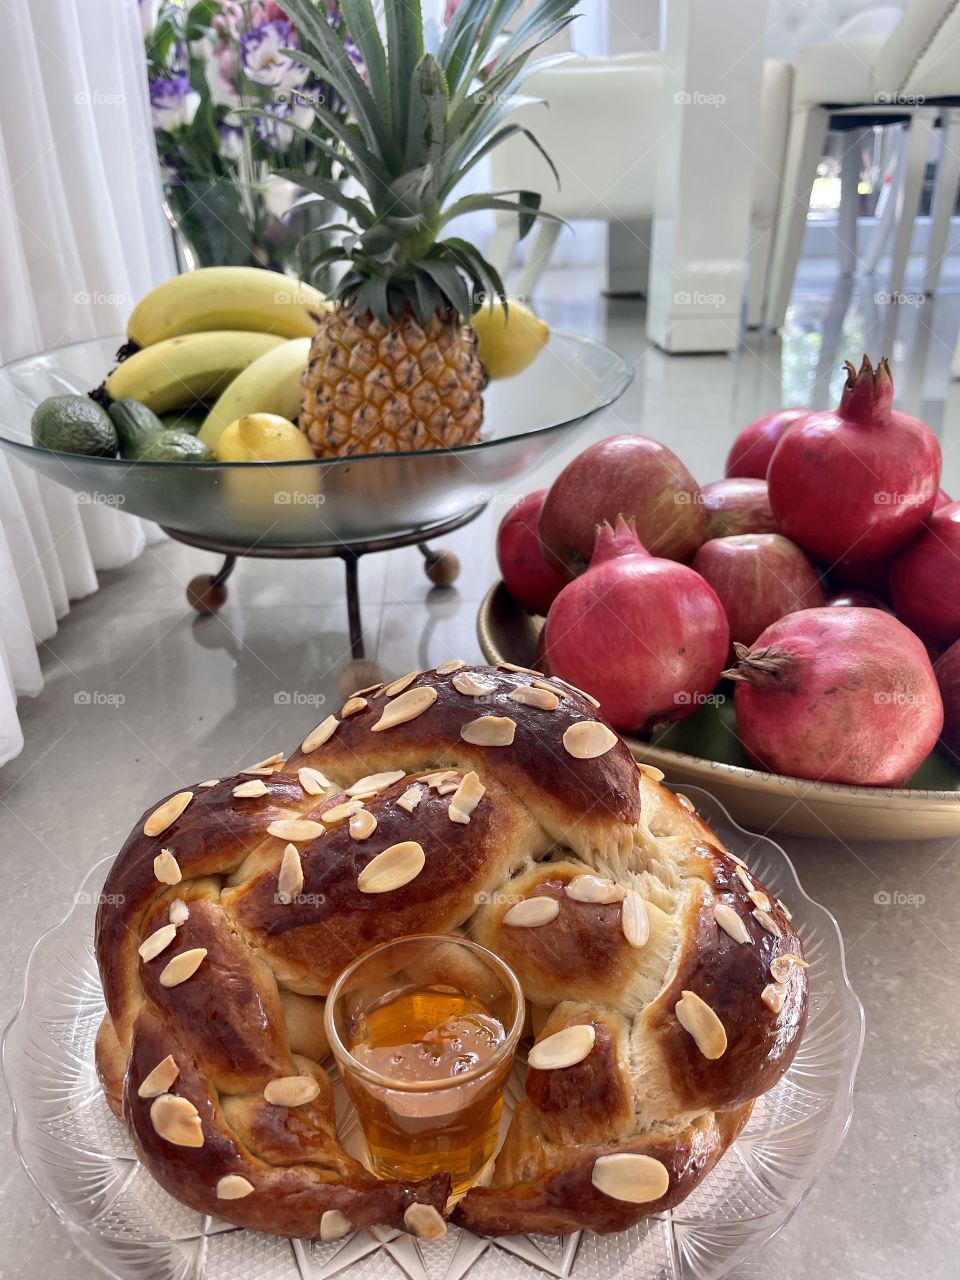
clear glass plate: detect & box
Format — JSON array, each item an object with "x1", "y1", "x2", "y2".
[
  {"x1": 0, "y1": 334, "x2": 632, "y2": 547},
  {"x1": 2, "y1": 786, "x2": 863, "y2": 1280}
]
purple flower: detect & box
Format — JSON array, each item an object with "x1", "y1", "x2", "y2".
[
  {"x1": 150, "y1": 74, "x2": 200, "y2": 132},
  {"x1": 255, "y1": 96, "x2": 315, "y2": 152},
  {"x1": 240, "y1": 19, "x2": 310, "y2": 92}
]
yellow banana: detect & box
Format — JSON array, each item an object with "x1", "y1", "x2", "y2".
[
  {"x1": 199, "y1": 337, "x2": 311, "y2": 449},
  {"x1": 104, "y1": 331, "x2": 285, "y2": 414},
  {"x1": 127, "y1": 267, "x2": 330, "y2": 347}
]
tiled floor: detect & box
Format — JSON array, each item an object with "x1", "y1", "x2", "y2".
[{"x1": 2, "y1": 257, "x2": 959, "y2": 1278}]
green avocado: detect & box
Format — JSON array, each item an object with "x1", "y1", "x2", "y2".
[
  {"x1": 31, "y1": 395, "x2": 117, "y2": 457},
  {"x1": 159, "y1": 407, "x2": 207, "y2": 436},
  {"x1": 135, "y1": 429, "x2": 214, "y2": 462},
  {"x1": 108, "y1": 398, "x2": 166, "y2": 459}
]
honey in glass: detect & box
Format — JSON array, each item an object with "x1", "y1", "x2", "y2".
[{"x1": 324, "y1": 936, "x2": 523, "y2": 1194}]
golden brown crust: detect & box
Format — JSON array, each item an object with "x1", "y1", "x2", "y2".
[
  {"x1": 285, "y1": 665, "x2": 642, "y2": 862},
  {"x1": 94, "y1": 663, "x2": 807, "y2": 1240}
]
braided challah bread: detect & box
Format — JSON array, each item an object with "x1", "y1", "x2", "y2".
[{"x1": 95, "y1": 661, "x2": 808, "y2": 1240}]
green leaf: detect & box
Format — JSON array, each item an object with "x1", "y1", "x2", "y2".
[
  {"x1": 418, "y1": 259, "x2": 471, "y2": 319},
  {"x1": 442, "y1": 236, "x2": 506, "y2": 308},
  {"x1": 278, "y1": 1, "x2": 401, "y2": 169},
  {"x1": 493, "y1": 2, "x2": 576, "y2": 71},
  {"x1": 185, "y1": 0, "x2": 220, "y2": 41},
  {"x1": 385, "y1": 0, "x2": 424, "y2": 155},
  {"x1": 439, "y1": 122, "x2": 558, "y2": 200},
  {"x1": 337, "y1": 0, "x2": 390, "y2": 118},
  {"x1": 356, "y1": 275, "x2": 390, "y2": 325},
  {"x1": 275, "y1": 171, "x2": 376, "y2": 228},
  {"x1": 404, "y1": 54, "x2": 448, "y2": 171},
  {"x1": 146, "y1": 16, "x2": 177, "y2": 69}
]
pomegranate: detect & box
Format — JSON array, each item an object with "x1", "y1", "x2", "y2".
[
  {"x1": 726, "y1": 607, "x2": 943, "y2": 786},
  {"x1": 496, "y1": 490, "x2": 568, "y2": 615},
  {"x1": 767, "y1": 356, "x2": 941, "y2": 562},
  {"x1": 542, "y1": 517, "x2": 729, "y2": 732},
  {"x1": 937, "y1": 488, "x2": 953, "y2": 510},
  {"x1": 889, "y1": 500, "x2": 960, "y2": 647},
  {"x1": 701, "y1": 478, "x2": 776, "y2": 539},
  {"x1": 725, "y1": 408, "x2": 808, "y2": 479},
  {"x1": 934, "y1": 640, "x2": 960, "y2": 758},
  {"x1": 692, "y1": 534, "x2": 824, "y2": 653},
  {"x1": 538, "y1": 434, "x2": 704, "y2": 575}
]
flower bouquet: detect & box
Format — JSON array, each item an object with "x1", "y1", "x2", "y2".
[{"x1": 142, "y1": 0, "x2": 358, "y2": 281}]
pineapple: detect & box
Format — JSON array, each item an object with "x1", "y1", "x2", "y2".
[{"x1": 278, "y1": 0, "x2": 573, "y2": 457}]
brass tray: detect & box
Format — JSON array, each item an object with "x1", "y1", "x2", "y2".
[{"x1": 477, "y1": 581, "x2": 960, "y2": 840}]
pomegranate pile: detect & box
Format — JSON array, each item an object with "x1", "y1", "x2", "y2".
[{"x1": 495, "y1": 355, "x2": 960, "y2": 789}]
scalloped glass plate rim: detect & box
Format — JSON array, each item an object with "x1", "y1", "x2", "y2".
[
  {"x1": 2, "y1": 787, "x2": 864, "y2": 1280},
  {"x1": 0, "y1": 331, "x2": 634, "y2": 468}
]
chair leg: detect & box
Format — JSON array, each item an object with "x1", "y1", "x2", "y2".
[
  {"x1": 746, "y1": 223, "x2": 774, "y2": 329},
  {"x1": 923, "y1": 109, "x2": 960, "y2": 295},
  {"x1": 517, "y1": 220, "x2": 563, "y2": 301},
  {"x1": 765, "y1": 106, "x2": 830, "y2": 331},
  {"x1": 860, "y1": 123, "x2": 906, "y2": 276},
  {"x1": 837, "y1": 129, "x2": 865, "y2": 276},
  {"x1": 888, "y1": 109, "x2": 935, "y2": 301}
]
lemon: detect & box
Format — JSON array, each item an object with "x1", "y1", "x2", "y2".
[
  {"x1": 215, "y1": 413, "x2": 314, "y2": 463},
  {"x1": 470, "y1": 299, "x2": 549, "y2": 379}
]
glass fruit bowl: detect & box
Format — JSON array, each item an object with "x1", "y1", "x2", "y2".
[
  {"x1": 0, "y1": 334, "x2": 632, "y2": 547},
  {"x1": 3, "y1": 786, "x2": 863, "y2": 1280}
]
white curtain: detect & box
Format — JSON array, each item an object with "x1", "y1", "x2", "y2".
[{"x1": 0, "y1": 0, "x2": 173, "y2": 765}]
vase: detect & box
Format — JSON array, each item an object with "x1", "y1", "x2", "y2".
[{"x1": 163, "y1": 175, "x2": 335, "y2": 290}]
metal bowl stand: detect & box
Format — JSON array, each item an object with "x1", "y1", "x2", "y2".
[{"x1": 162, "y1": 503, "x2": 486, "y2": 692}]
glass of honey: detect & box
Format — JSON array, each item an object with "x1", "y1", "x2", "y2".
[{"x1": 324, "y1": 934, "x2": 524, "y2": 1194}]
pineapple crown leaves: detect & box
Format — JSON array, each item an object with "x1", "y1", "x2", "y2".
[{"x1": 276, "y1": 0, "x2": 575, "y2": 325}]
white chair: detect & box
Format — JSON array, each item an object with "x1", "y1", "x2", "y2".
[
  {"x1": 764, "y1": 0, "x2": 960, "y2": 330},
  {"x1": 487, "y1": 53, "x2": 794, "y2": 323}
]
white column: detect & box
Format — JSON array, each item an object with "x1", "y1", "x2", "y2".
[{"x1": 646, "y1": 0, "x2": 768, "y2": 353}]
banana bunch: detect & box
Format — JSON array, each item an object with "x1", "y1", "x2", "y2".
[
  {"x1": 126, "y1": 267, "x2": 330, "y2": 347},
  {"x1": 97, "y1": 269, "x2": 324, "y2": 459},
  {"x1": 103, "y1": 331, "x2": 286, "y2": 414}
]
